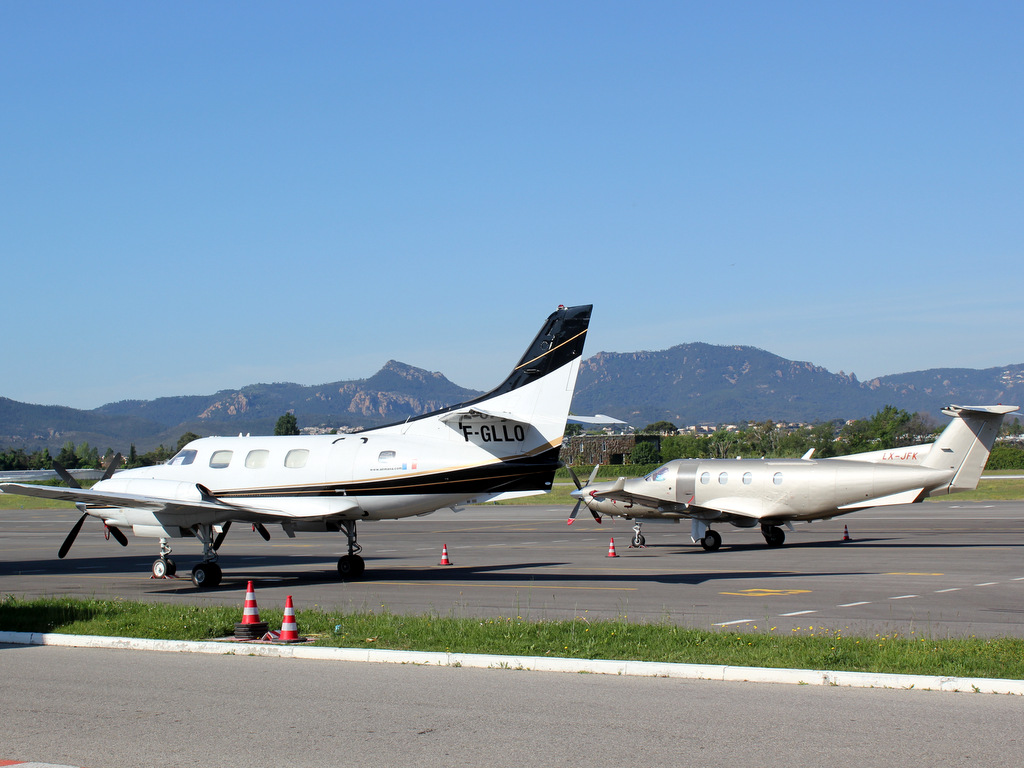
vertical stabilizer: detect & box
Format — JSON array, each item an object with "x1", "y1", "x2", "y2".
[{"x1": 923, "y1": 405, "x2": 1018, "y2": 492}]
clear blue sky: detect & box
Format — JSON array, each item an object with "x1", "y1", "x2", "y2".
[{"x1": 2, "y1": 2, "x2": 1021, "y2": 410}]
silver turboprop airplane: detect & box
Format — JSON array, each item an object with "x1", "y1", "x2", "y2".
[
  {"x1": 568, "y1": 404, "x2": 1018, "y2": 550},
  {"x1": 1, "y1": 304, "x2": 592, "y2": 587}
]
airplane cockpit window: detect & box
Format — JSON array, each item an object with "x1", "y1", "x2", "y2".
[
  {"x1": 209, "y1": 450, "x2": 233, "y2": 469},
  {"x1": 285, "y1": 449, "x2": 309, "y2": 469},
  {"x1": 245, "y1": 450, "x2": 269, "y2": 469},
  {"x1": 167, "y1": 449, "x2": 197, "y2": 466},
  {"x1": 378, "y1": 450, "x2": 396, "y2": 462},
  {"x1": 645, "y1": 465, "x2": 670, "y2": 482}
]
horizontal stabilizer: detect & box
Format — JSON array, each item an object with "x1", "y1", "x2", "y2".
[{"x1": 837, "y1": 488, "x2": 925, "y2": 510}]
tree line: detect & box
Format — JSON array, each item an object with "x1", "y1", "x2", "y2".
[{"x1": 624, "y1": 406, "x2": 1024, "y2": 468}]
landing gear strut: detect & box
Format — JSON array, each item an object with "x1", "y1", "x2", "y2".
[
  {"x1": 628, "y1": 522, "x2": 646, "y2": 549},
  {"x1": 337, "y1": 520, "x2": 365, "y2": 579},
  {"x1": 762, "y1": 524, "x2": 786, "y2": 547},
  {"x1": 189, "y1": 524, "x2": 223, "y2": 588},
  {"x1": 151, "y1": 538, "x2": 177, "y2": 578}
]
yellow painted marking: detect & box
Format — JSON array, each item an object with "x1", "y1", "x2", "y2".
[{"x1": 719, "y1": 588, "x2": 812, "y2": 597}]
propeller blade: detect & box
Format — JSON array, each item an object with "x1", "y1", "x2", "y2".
[
  {"x1": 590, "y1": 507, "x2": 602, "y2": 524},
  {"x1": 100, "y1": 452, "x2": 122, "y2": 481},
  {"x1": 587, "y1": 465, "x2": 601, "y2": 485},
  {"x1": 567, "y1": 500, "x2": 582, "y2": 525},
  {"x1": 52, "y1": 460, "x2": 83, "y2": 489},
  {"x1": 567, "y1": 466, "x2": 583, "y2": 491},
  {"x1": 213, "y1": 521, "x2": 232, "y2": 551},
  {"x1": 58, "y1": 513, "x2": 88, "y2": 558},
  {"x1": 253, "y1": 522, "x2": 271, "y2": 541},
  {"x1": 106, "y1": 525, "x2": 129, "y2": 547}
]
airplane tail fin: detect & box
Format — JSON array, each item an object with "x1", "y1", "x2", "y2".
[
  {"x1": 384, "y1": 304, "x2": 592, "y2": 451},
  {"x1": 922, "y1": 405, "x2": 1018, "y2": 492}
]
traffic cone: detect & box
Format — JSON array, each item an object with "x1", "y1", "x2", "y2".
[
  {"x1": 607, "y1": 538, "x2": 619, "y2": 557},
  {"x1": 439, "y1": 544, "x2": 453, "y2": 565},
  {"x1": 843, "y1": 525, "x2": 851, "y2": 542},
  {"x1": 278, "y1": 595, "x2": 301, "y2": 642},
  {"x1": 241, "y1": 581, "x2": 261, "y2": 624},
  {"x1": 234, "y1": 581, "x2": 268, "y2": 640}
]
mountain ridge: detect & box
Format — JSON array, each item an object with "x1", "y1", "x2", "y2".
[{"x1": 2, "y1": 346, "x2": 1021, "y2": 452}]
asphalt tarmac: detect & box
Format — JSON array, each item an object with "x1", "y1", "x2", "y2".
[{"x1": 2, "y1": 500, "x2": 1023, "y2": 638}]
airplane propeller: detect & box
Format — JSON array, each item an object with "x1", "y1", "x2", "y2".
[
  {"x1": 53, "y1": 454, "x2": 127, "y2": 558},
  {"x1": 566, "y1": 465, "x2": 603, "y2": 525}
]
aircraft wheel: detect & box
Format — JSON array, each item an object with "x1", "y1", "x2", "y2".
[
  {"x1": 192, "y1": 562, "x2": 223, "y2": 588},
  {"x1": 152, "y1": 558, "x2": 169, "y2": 578},
  {"x1": 700, "y1": 529, "x2": 722, "y2": 551},
  {"x1": 338, "y1": 554, "x2": 366, "y2": 579},
  {"x1": 631, "y1": 532, "x2": 646, "y2": 548},
  {"x1": 763, "y1": 526, "x2": 785, "y2": 547}
]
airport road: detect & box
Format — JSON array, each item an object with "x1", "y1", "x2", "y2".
[
  {"x1": 1, "y1": 643, "x2": 1022, "y2": 768},
  {"x1": 1, "y1": 501, "x2": 1023, "y2": 638}
]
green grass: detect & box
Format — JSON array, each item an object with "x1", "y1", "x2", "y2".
[{"x1": 2, "y1": 595, "x2": 1022, "y2": 680}]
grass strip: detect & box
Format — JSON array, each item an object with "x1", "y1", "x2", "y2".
[{"x1": 2, "y1": 595, "x2": 1022, "y2": 680}]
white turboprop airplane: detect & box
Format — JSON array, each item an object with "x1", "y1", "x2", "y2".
[
  {"x1": 1, "y1": 304, "x2": 592, "y2": 587},
  {"x1": 567, "y1": 404, "x2": 1017, "y2": 550}
]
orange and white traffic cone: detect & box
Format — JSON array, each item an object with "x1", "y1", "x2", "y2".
[
  {"x1": 278, "y1": 595, "x2": 301, "y2": 642},
  {"x1": 241, "y1": 581, "x2": 261, "y2": 624},
  {"x1": 843, "y1": 525, "x2": 851, "y2": 542},
  {"x1": 439, "y1": 544, "x2": 453, "y2": 565},
  {"x1": 607, "y1": 538, "x2": 619, "y2": 557},
  {"x1": 234, "y1": 581, "x2": 269, "y2": 640}
]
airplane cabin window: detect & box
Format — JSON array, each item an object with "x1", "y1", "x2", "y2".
[
  {"x1": 285, "y1": 449, "x2": 309, "y2": 469},
  {"x1": 773, "y1": 472, "x2": 784, "y2": 485},
  {"x1": 700, "y1": 472, "x2": 710, "y2": 484},
  {"x1": 718, "y1": 472, "x2": 728, "y2": 485},
  {"x1": 168, "y1": 449, "x2": 197, "y2": 466},
  {"x1": 209, "y1": 450, "x2": 233, "y2": 469},
  {"x1": 245, "y1": 450, "x2": 269, "y2": 469},
  {"x1": 742, "y1": 472, "x2": 752, "y2": 485}
]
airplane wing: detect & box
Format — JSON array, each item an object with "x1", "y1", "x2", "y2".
[
  {"x1": 0, "y1": 482, "x2": 359, "y2": 521},
  {"x1": 590, "y1": 481, "x2": 769, "y2": 520}
]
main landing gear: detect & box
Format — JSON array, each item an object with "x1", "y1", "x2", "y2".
[
  {"x1": 700, "y1": 528, "x2": 722, "y2": 551},
  {"x1": 761, "y1": 524, "x2": 786, "y2": 547},
  {"x1": 337, "y1": 520, "x2": 365, "y2": 579}
]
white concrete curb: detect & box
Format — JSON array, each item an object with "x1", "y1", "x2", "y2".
[{"x1": 2, "y1": 630, "x2": 1022, "y2": 695}]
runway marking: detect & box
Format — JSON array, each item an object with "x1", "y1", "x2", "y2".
[
  {"x1": 935, "y1": 588, "x2": 961, "y2": 593},
  {"x1": 715, "y1": 619, "x2": 755, "y2": 626},
  {"x1": 1013, "y1": 577, "x2": 1024, "y2": 581},
  {"x1": 779, "y1": 610, "x2": 817, "y2": 617},
  {"x1": 884, "y1": 572, "x2": 943, "y2": 576},
  {"x1": 975, "y1": 582, "x2": 998, "y2": 587},
  {"x1": 719, "y1": 588, "x2": 812, "y2": 597},
  {"x1": 837, "y1": 601, "x2": 870, "y2": 607},
  {"x1": 890, "y1": 595, "x2": 918, "y2": 600}
]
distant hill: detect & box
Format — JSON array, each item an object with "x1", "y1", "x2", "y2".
[
  {"x1": 570, "y1": 344, "x2": 1024, "y2": 426},
  {"x1": 2, "y1": 347, "x2": 1021, "y2": 453}
]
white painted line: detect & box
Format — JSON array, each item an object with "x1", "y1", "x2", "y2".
[
  {"x1": 837, "y1": 601, "x2": 869, "y2": 607},
  {"x1": 714, "y1": 619, "x2": 755, "y2": 626},
  {"x1": 1013, "y1": 577, "x2": 1024, "y2": 581},
  {"x1": 975, "y1": 582, "x2": 998, "y2": 587},
  {"x1": 890, "y1": 595, "x2": 918, "y2": 600},
  {"x1": 779, "y1": 610, "x2": 817, "y2": 617},
  {"x1": 935, "y1": 588, "x2": 961, "y2": 593}
]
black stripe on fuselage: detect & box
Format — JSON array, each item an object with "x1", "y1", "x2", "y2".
[{"x1": 213, "y1": 445, "x2": 563, "y2": 500}]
